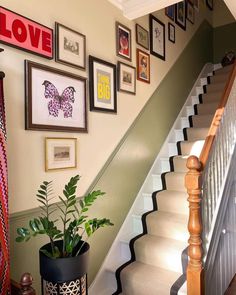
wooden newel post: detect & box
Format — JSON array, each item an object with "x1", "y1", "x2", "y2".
[
  {"x1": 185, "y1": 156, "x2": 204, "y2": 295},
  {"x1": 19, "y1": 273, "x2": 36, "y2": 295}
]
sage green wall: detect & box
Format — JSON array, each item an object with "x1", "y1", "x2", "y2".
[
  {"x1": 10, "y1": 20, "x2": 213, "y2": 293},
  {"x1": 213, "y1": 22, "x2": 236, "y2": 63}
]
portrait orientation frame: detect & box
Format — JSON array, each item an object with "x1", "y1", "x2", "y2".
[
  {"x1": 206, "y1": 0, "x2": 213, "y2": 10},
  {"x1": 149, "y1": 14, "x2": 165, "y2": 61},
  {"x1": 187, "y1": 1, "x2": 195, "y2": 24},
  {"x1": 168, "y1": 23, "x2": 175, "y2": 44},
  {"x1": 137, "y1": 48, "x2": 150, "y2": 84},
  {"x1": 55, "y1": 22, "x2": 86, "y2": 70},
  {"x1": 175, "y1": 1, "x2": 186, "y2": 31},
  {"x1": 25, "y1": 60, "x2": 87, "y2": 133},
  {"x1": 45, "y1": 137, "x2": 77, "y2": 171},
  {"x1": 136, "y1": 24, "x2": 149, "y2": 50},
  {"x1": 193, "y1": 0, "x2": 200, "y2": 11},
  {"x1": 89, "y1": 55, "x2": 117, "y2": 113},
  {"x1": 118, "y1": 61, "x2": 136, "y2": 95},
  {"x1": 165, "y1": 5, "x2": 175, "y2": 21},
  {"x1": 116, "y1": 22, "x2": 132, "y2": 61}
]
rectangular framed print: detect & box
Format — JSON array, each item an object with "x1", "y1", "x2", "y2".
[
  {"x1": 193, "y1": 0, "x2": 200, "y2": 11},
  {"x1": 137, "y1": 49, "x2": 150, "y2": 84},
  {"x1": 187, "y1": 1, "x2": 195, "y2": 24},
  {"x1": 168, "y1": 23, "x2": 175, "y2": 43},
  {"x1": 25, "y1": 60, "x2": 87, "y2": 132},
  {"x1": 175, "y1": 1, "x2": 186, "y2": 30},
  {"x1": 55, "y1": 22, "x2": 86, "y2": 70},
  {"x1": 45, "y1": 137, "x2": 77, "y2": 171},
  {"x1": 165, "y1": 5, "x2": 175, "y2": 21},
  {"x1": 118, "y1": 61, "x2": 136, "y2": 95},
  {"x1": 89, "y1": 55, "x2": 117, "y2": 113},
  {"x1": 149, "y1": 14, "x2": 165, "y2": 61},
  {"x1": 206, "y1": 0, "x2": 213, "y2": 10},
  {"x1": 116, "y1": 22, "x2": 132, "y2": 61},
  {"x1": 136, "y1": 24, "x2": 149, "y2": 50}
]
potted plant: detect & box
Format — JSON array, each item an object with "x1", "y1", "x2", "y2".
[{"x1": 16, "y1": 175, "x2": 113, "y2": 295}]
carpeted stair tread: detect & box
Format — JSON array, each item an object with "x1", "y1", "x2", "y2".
[
  {"x1": 179, "y1": 139, "x2": 205, "y2": 155},
  {"x1": 134, "y1": 234, "x2": 187, "y2": 272},
  {"x1": 146, "y1": 211, "x2": 188, "y2": 241},
  {"x1": 165, "y1": 172, "x2": 186, "y2": 192},
  {"x1": 156, "y1": 190, "x2": 188, "y2": 215},
  {"x1": 201, "y1": 92, "x2": 223, "y2": 103},
  {"x1": 208, "y1": 72, "x2": 229, "y2": 84},
  {"x1": 185, "y1": 127, "x2": 209, "y2": 141},
  {"x1": 205, "y1": 82, "x2": 226, "y2": 93},
  {"x1": 196, "y1": 102, "x2": 219, "y2": 115},
  {"x1": 214, "y1": 64, "x2": 233, "y2": 75},
  {"x1": 172, "y1": 155, "x2": 188, "y2": 172},
  {"x1": 120, "y1": 262, "x2": 181, "y2": 295},
  {"x1": 190, "y1": 114, "x2": 214, "y2": 128}
]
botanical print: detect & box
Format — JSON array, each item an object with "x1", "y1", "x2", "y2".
[
  {"x1": 96, "y1": 69, "x2": 111, "y2": 104},
  {"x1": 150, "y1": 15, "x2": 165, "y2": 60},
  {"x1": 54, "y1": 146, "x2": 70, "y2": 162},
  {"x1": 43, "y1": 80, "x2": 76, "y2": 118}
]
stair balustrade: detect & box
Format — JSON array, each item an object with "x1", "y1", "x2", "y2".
[{"x1": 185, "y1": 61, "x2": 236, "y2": 295}]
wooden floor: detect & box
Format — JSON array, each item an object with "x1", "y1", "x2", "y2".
[{"x1": 225, "y1": 274, "x2": 236, "y2": 295}]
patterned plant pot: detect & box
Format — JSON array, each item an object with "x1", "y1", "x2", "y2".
[{"x1": 39, "y1": 240, "x2": 89, "y2": 295}]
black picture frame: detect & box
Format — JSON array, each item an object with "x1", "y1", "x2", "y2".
[
  {"x1": 206, "y1": 0, "x2": 213, "y2": 10},
  {"x1": 149, "y1": 14, "x2": 165, "y2": 61},
  {"x1": 168, "y1": 23, "x2": 175, "y2": 44},
  {"x1": 89, "y1": 55, "x2": 117, "y2": 113},
  {"x1": 187, "y1": 1, "x2": 195, "y2": 24},
  {"x1": 175, "y1": 1, "x2": 186, "y2": 31},
  {"x1": 165, "y1": 5, "x2": 175, "y2": 21}
]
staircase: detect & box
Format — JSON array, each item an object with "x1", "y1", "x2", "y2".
[{"x1": 89, "y1": 63, "x2": 234, "y2": 295}]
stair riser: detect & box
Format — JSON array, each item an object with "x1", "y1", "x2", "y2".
[
  {"x1": 165, "y1": 173, "x2": 186, "y2": 192},
  {"x1": 191, "y1": 115, "x2": 214, "y2": 128},
  {"x1": 157, "y1": 194, "x2": 188, "y2": 215},
  {"x1": 179, "y1": 140, "x2": 205, "y2": 156},
  {"x1": 205, "y1": 83, "x2": 225, "y2": 93},
  {"x1": 172, "y1": 157, "x2": 188, "y2": 173},
  {"x1": 185, "y1": 128, "x2": 208, "y2": 141},
  {"x1": 196, "y1": 102, "x2": 218, "y2": 115}
]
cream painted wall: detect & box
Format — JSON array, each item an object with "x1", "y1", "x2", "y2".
[
  {"x1": 213, "y1": 0, "x2": 235, "y2": 27},
  {"x1": 0, "y1": 0, "x2": 212, "y2": 215}
]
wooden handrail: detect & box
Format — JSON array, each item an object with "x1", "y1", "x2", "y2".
[{"x1": 185, "y1": 62, "x2": 236, "y2": 295}]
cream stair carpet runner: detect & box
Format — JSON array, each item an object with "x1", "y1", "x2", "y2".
[{"x1": 113, "y1": 64, "x2": 233, "y2": 295}]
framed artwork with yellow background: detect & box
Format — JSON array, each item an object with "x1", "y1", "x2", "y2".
[{"x1": 89, "y1": 55, "x2": 117, "y2": 113}]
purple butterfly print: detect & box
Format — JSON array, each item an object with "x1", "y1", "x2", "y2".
[{"x1": 42, "y1": 80, "x2": 76, "y2": 118}]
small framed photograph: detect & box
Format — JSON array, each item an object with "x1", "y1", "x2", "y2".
[
  {"x1": 168, "y1": 23, "x2": 175, "y2": 43},
  {"x1": 116, "y1": 22, "x2": 132, "y2": 61},
  {"x1": 187, "y1": 1, "x2": 195, "y2": 24},
  {"x1": 206, "y1": 0, "x2": 213, "y2": 10},
  {"x1": 137, "y1": 49, "x2": 150, "y2": 84},
  {"x1": 175, "y1": 1, "x2": 186, "y2": 30},
  {"x1": 193, "y1": 0, "x2": 200, "y2": 11},
  {"x1": 25, "y1": 60, "x2": 87, "y2": 132},
  {"x1": 165, "y1": 5, "x2": 175, "y2": 21},
  {"x1": 55, "y1": 23, "x2": 86, "y2": 70},
  {"x1": 45, "y1": 137, "x2": 77, "y2": 171},
  {"x1": 149, "y1": 14, "x2": 165, "y2": 61},
  {"x1": 118, "y1": 62, "x2": 136, "y2": 95},
  {"x1": 89, "y1": 55, "x2": 117, "y2": 113},
  {"x1": 136, "y1": 24, "x2": 149, "y2": 50}
]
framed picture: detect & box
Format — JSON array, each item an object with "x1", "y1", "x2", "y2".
[
  {"x1": 116, "y1": 22, "x2": 132, "y2": 61},
  {"x1": 149, "y1": 14, "x2": 165, "y2": 61},
  {"x1": 137, "y1": 49, "x2": 150, "y2": 84},
  {"x1": 118, "y1": 62, "x2": 136, "y2": 95},
  {"x1": 187, "y1": 1, "x2": 195, "y2": 24},
  {"x1": 175, "y1": 1, "x2": 186, "y2": 30},
  {"x1": 25, "y1": 60, "x2": 87, "y2": 132},
  {"x1": 89, "y1": 55, "x2": 117, "y2": 113},
  {"x1": 168, "y1": 23, "x2": 175, "y2": 43},
  {"x1": 55, "y1": 23, "x2": 86, "y2": 70},
  {"x1": 0, "y1": 6, "x2": 53, "y2": 59},
  {"x1": 136, "y1": 24, "x2": 149, "y2": 50},
  {"x1": 193, "y1": 0, "x2": 200, "y2": 11},
  {"x1": 165, "y1": 5, "x2": 175, "y2": 21},
  {"x1": 45, "y1": 137, "x2": 77, "y2": 171},
  {"x1": 206, "y1": 0, "x2": 213, "y2": 10}
]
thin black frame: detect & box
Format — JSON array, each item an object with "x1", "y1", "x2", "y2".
[
  {"x1": 149, "y1": 14, "x2": 165, "y2": 61},
  {"x1": 135, "y1": 24, "x2": 149, "y2": 50},
  {"x1": 55, "y1": 22, "x2": 86, "y2": 70},
  {"x1": 165, "y1": 5, "x2": 175, "y2": 21},
  {"x1": 175, "y1": 1, "x2": 186, "y2": 31},
  {"x1": 187, "y1": 1, "x2": 195, "y2": 24},
  {"x1": 117, "y1": 61, "x2": 136, "y2": 95},
  {"x1": 168, "y1": 23, "x2": 175, "y2": 44},
  {"x1": 206, "y1": 0, "x2": 213, "y2": 10},
  {"x1": 89, "y1": 55, "x2": 117, "y2": 113}
]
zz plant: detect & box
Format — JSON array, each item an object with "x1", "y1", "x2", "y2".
[{"x1": 16, "y1": 175, "x2": 113, "y2": 258}]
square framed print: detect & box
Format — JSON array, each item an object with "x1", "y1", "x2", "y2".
[
  {"x1": 168, "y1": 23, "x2": 175, "y2": 43},
  {"x1": 45, "y1": 137, "x2": 77, "y2": 171},
  {"x1": 137, "y1": 49, "x2": 150, "y2": 84},
  {"x1": 206, "y1": 0, "x2": 213, "y2": 10},
  {"x1": 187, "y1": 1, "x2": 195, "y2": 24},
  {"x1": 89, "y1": 55, "x2": 117, "y2": 113},
  {"x1": 116, "y1": 22, "x2": 132, "y2": 61},
  {"x1": 165, "y1": 5, "x2": 175, "y2": 21},
  {"x1": 175, "y1": 1, "x2": 186, "y2": 30},
  {"x1": 136, "y1": 24, "x2": 149, "y2": 50},
  {"x1": 118, "y1": 62, "x2": 136, "y2": 95},
  {"x1": 149, "y1": 14, "x2": 165, "y2": 61},
  {"x1": 25, "y1": 60, "x2": 87, "y2": 132},
  {"x1": 55, "y1": 22, "x2": 86, "y2": 70}
]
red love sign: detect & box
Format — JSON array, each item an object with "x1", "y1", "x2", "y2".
[{"x1": 0, "y1": 6, "x2": 53, "y2": 59}]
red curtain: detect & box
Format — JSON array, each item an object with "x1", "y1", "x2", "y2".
[{"x1": 0, "y1": 75, "x2": 10, "y2": 294}]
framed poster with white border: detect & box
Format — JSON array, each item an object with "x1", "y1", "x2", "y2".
[
  {"x1": 118, "y1": 61, "x2": 136, "y2": 95},
  {"x1": 187, "y1": 1, "x2": 195, "y2": 24},
  {"x1": 149, "y1": 14, "x2": 165, "y2": 61},
  {"x1": 168, "y1": 23, "x2": 175, "y2": 44},
  {"x1": 175, "y1": 1, "x2": 186, "y2": 31},
  {"x1": 89, "y1": 55, "x2": 117, "y2": 113}
]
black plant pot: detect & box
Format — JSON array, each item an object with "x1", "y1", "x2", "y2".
[{"x1": 39, "y1": 240, "x2": 90, "y2": 295}]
